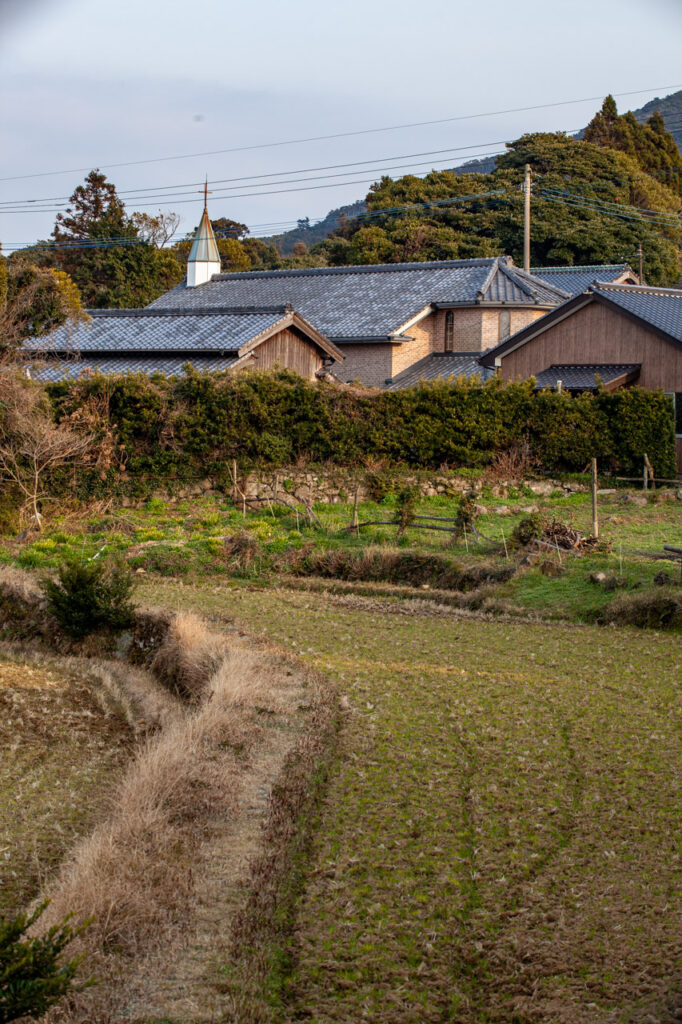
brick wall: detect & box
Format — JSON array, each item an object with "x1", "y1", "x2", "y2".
[
  {"x1": 481, "y1": 308, "x2": 548, "y2": 351},
  {"x1": 339, "y1": 344, "x2": 393, "y2": 387}
]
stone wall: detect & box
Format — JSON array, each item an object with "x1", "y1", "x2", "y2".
[{"x1": 142, "y1": 467, "x2": 585, "y2": 508}]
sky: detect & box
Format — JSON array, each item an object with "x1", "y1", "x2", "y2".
[{"x1": 1, "y1": 0, "x2": 681, "y2": 251}]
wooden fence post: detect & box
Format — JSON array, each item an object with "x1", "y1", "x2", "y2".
[
  {"x1": 591, "y1": 458, "x2": 599, "y2": 539},
  {"x1": 643, "y1": 457, "x2": 649, "y2": 491}
]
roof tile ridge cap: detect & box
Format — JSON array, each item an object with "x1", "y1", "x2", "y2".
[
  {"x1": 516, "y1": 265, "x2": 573, "y2": 299},
  {"x1": 476, "y1": 257, "x2": 504, "y2": 300},
  {"x1": 531, "y1": 263, "x2": 627, "y2": 273},
  {"x1": 593, "y1": 282, "x2": 682, "y2": 296},
  {"x1": 498, "y1": 260, "x2": 541, "y2": 299}
]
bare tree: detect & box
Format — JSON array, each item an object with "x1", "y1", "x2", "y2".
[
  {"x1": 130, "y1": 210, "x2": 182, "y2": 247},
  {"x1": 0, "y1": 369, "x2": 93, "y2": 531}
]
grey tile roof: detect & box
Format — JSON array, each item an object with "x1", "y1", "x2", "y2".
[
  {"x1": 35, "y1": 308, "x2": 289, "y2": 354},
  {"x1": 386, "y1": 353, "x2": 494, "y2": 390},
  {"x1": 149, "y1": 258, "x2": 569, "y2": 341},
  {"x1": 530, "y1": 263, "x2": 636, "y2": 296},
  {"x1": 534, "y1": 363, "x2": 641, "y2": 391},
  {"x1": 32, "y1": 354, "x2": 239, "y2": 383},
  {"x1": 591, "y1": 283, "x2": 682, "y2": 343}
]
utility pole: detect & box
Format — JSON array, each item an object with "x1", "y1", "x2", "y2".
[
  {"x1": 637, "y1": 241, "x2": 644, "y2": 283},
  {"x1": 523, "y1": 163, "x2": 531, "y2": 272}
]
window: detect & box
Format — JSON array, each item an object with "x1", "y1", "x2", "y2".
[
  {"x1": 444, "y1": 311, "x2": 454, "y2": 352},
  {"x1": 499, "y1": 310, "x2": 511, "y2": 340}
]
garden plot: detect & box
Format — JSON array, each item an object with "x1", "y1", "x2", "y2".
[{"x1": 141, "y1": 580, "x2": 682, "y2": 1024}]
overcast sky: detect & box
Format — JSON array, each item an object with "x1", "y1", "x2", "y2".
[{"x1": 1, "y1": 0, "x2": 681, "y2": 250}]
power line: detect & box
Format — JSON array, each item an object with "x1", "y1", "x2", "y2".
[{"x1": 1, "y1": 84, "x2": 681, "y2": 183}]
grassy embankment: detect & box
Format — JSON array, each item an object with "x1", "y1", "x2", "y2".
[
  {"x1": 139, "y1": 579, "x2": 682, "y2": 1023},
  {"x1": 2, "y1": 482, "x2": 680, "y2": 627},
  {"x1": 0, "y1": 653, "x2": 135, "y2": 918}
]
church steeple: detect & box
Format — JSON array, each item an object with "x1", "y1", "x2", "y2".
[{"x1": 186, "y1": 182, "x2": 221, "y2": 287}]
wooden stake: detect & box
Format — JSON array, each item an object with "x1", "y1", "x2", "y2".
[
  {"x1": 501, "y1": 528, "x2": 508, "y2": 560},
  {"x1": 643, "y1": 458, "x2": 649, "y2": 491},
  {"x1": 351, "y1": 486, "x2": 359, "y2": 533},
  {"x1": 232, "y1": 458, "x2": 238, "y2": 503},
  {"x1": 644, "y1": 453, "x2": 654, "y2": 489},
  {"x1": 591, "y1": 457, "x2": 599, "y2": 539},
  {"x1": 463, "y1": 521, "x2": 469, "y2": 553}
]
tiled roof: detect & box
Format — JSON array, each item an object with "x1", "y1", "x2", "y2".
[
  {"x1": 534, "y1": 363, "x2": 641, "y2": 391},
  {"x1": 149, "y1": 258, "x2": 569, "y2": 341},
  {"x1": 386, "y1": 353, "x2": 494, "y2": 390},
  {"x1": 530, "y1": 263, "x2": 636, "y2": 296},
  {"x1": 32, "y1": 354, "x2": 240, "y2": 383},
  {"x1": 591, "y1": 283, "x2": 682, "y2": 343},
  {"x1": 35, "y1": 308, "x2": 289, "y2": 354}
]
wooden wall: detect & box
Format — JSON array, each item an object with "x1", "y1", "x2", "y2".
[
  {"x1": 499, "y1": 301, "x2": 682, "y2": 392},
  {"x1": 251, "y1": 328, "x2": 324, "y2": 380}
]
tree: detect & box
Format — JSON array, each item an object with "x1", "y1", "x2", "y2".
[
  {"x1": 335, "y1": 129, "x2": 682, "y2": 284},
  {"x1": 211, "y1": 217, "x2": 249, "y2": 239},
  {"x1": 18, "y1": 171, "x2": 185, "y2": 308},
  {"x1": 130, "y1": 210, "x2": 181, "y2": 247},
  {"x1": 0, "y1": 259, "x2": 88, "y2": 350},
  {"x1": 584, "y1": 96, "x2": 682, "y2": 196},
  {"x1": 53, "y1": 170, "x2": 126, "y2": 242},
  {"x1": 0, "y1": 902, "x2": 89, "y2": 1023},
  {"x1": 0, "y1": 369, "x2": 93, "y2": 530}
]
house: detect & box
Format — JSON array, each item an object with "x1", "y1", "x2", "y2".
[
  {"x1": 35, "y1": 207, "x2": 344, "y2": 382},
  {"x1": 32, "y1": 306, "x2": 343, "y2": 383},
  {"x1": 149, "y1": 255, "x2": 572, "y2": 387},
  {"x1": 480, "y1": 282, "x2": 682, "y2": 470}
]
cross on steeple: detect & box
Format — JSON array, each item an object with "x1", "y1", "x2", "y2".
[{"x1": 202, "y1": 177, "x2": 212, "y2": 211}]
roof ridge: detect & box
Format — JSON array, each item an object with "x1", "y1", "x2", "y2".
[
  {"x1": 510, "y1": 264, "x2": 572, "y2": 299},
  {"x1": 87, "y1": 306, "x2": 291, "y2": 317},
  {"x1": 214, "y1": 257, "x2": 499, "y2": 282},
  {"x1": 531, "y1": 263, "x2": 631, "y2": 273},
  {"x1": 591, "y1": 282, "x2": 682, "y2": 296}
]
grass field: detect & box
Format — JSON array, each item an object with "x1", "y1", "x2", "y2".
[
  {"x1": 140, "y1": 579, "x2": 682, "y2": 1023},
  {"x1": 0, "y1": 653, "x2": 134, "y2": 917},
  {"x1": 2, "y1": 483, "x2": 681, "y2": 629}
]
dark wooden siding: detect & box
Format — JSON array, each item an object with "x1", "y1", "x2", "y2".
[
  {"x1": 252, "y1": 328, "x2": 323, "y2": 379},
  {"x1": 499, "y1": 302, "x2": 682, "y2": 392}
]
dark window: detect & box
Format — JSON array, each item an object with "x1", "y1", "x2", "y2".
[
  {"x1": 499, "y1": 310, "x2": 511, "y2": 340},
  {"x1": 444, "y1": 311, "x2": 454, "y2": 352}
]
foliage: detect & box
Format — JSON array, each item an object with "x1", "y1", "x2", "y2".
[
  {"x1": 42, "y1": 555, "x2": 136, "y2": 638},
  {"x1": 394, "y1": 485, "x2": 419, "y2": 535},
  {"x1": 327, "y1": 129, "x2": 681, "y2": 284},
  {"x1": 1, "y1": 263, "x2": 88, "y2": 347},
  {"x1": 12, "y1": 171, "x2": 183, "y2": 308},
  {"x1": 0, "y1": 902, "x2": 89, "y2": 1023},
  {"x1": 47, "y1": 371, "x2": 677, "y2": 489},
  {"x1": 584, "y1": 96, "x2": 682, "y2": 196}
]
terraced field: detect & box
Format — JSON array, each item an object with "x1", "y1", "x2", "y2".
[{"x1": 142, "y1": 580, "x2": 682, "y2": 1023}]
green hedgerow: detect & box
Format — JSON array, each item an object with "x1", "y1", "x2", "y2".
[{"x1": 42, "y1": 556, "x2": 136, "y2": 638}]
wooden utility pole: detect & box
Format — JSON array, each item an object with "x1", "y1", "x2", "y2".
[
  {"x1": 637, "y1": 241, "x2": 644, "y2": 283},
  {"x1": 523, "y1": 163, "x2": 532, "y2": 272},
  {"x1": 591, "y1": 458, "x2": 599, "y2": 539}
]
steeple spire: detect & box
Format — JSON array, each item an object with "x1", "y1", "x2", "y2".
[{"x1": 186, "y1": 180, "x2": 221, "y2": 288}]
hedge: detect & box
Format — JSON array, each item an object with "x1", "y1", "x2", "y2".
[{"x1": 48, "y1": 369, "x2": 677, "y2": 494}]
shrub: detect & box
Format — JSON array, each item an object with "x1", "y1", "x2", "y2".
[
  {"x1": 512, "y1": 513, "x2": 544, "y2": 546},
  {"x1": 0, "y1": 902, "x2": 89, "y2": 1023},
  {"x1": 597, "y1": 589, "x2": 682, "y2": 629},
  {"x1": 42, "y1": 556, "x2": 136, "y2": 638}
]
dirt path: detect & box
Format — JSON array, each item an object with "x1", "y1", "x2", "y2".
[{"x1": 121, "y1": 658, "x2": 310, "y2": 1023}]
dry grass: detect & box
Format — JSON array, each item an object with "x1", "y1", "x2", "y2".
[
  {"x1": 22, "y1": 608, "x2": 328, "y2": 1023},
  {"x1": 150, "y1": 610, "x2": 225, "y2": 701}
]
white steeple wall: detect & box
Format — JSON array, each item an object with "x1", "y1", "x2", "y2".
[{"x1": 187, "y1": 259, "x2": 220, "y2": 288}]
